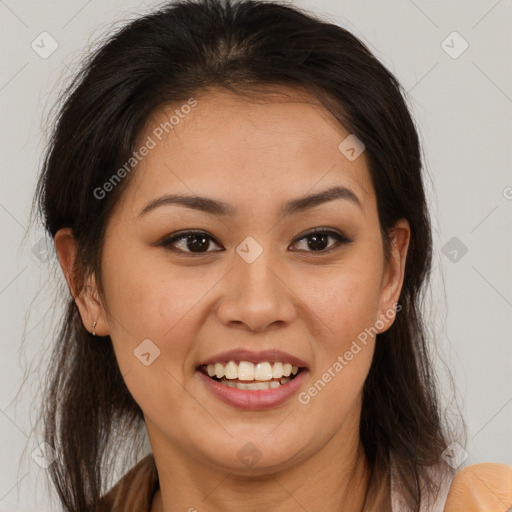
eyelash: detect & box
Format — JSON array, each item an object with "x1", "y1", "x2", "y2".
[{"x1": 157, "y1": 227, "x2": 352, "y2": 256}]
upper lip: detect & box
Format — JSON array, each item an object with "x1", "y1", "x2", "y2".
[{"x1": 197, "y1": 348, "x2": 308, "y2": 369}]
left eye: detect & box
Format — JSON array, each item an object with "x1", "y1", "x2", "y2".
[{"x1": 290, "y1": 229, "x2": 350, "y2": 253}]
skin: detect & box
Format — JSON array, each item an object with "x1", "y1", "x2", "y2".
[{"x1": 55, "y1": 86, "x2": 410, "y2": 512}]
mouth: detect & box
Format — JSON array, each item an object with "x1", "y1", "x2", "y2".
[{"x1": 198, "y1": 361, "x2": 305, "y2": 391}]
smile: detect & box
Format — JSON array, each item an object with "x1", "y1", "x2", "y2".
[
  {"x1": 196, "y1": 360, "x2": 307, "y2": 407},
  {"x1": 199, "y1": 361, "x2": 302, "y2": 390}
]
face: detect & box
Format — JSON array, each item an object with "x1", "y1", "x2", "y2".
[{"x1": 59, "y1": 87, "x2": 409, "y2": 474}]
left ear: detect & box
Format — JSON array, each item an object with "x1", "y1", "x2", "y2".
[{"x1": 376, "y1": 218, "x2": 410, "y2": 333}]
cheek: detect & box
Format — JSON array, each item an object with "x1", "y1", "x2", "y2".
[
  {"x1": 293, "y1": 269, "x2": 380, "y2": 435},
  {"x1": 99, "y1": 243, "x2": 209, "y2": 392},
  {"x1": 299, "y1": 259, "x2": 383, "y2": 345},
  {"x1": 100, "y1": 256, "x2": 203, "y2": 418},
  {"x1": 101, "y1": 243, "x2": 205, "y2": 338},
  {"x1": 291, "y1": 252, "x2": 382, "y2": 408}
]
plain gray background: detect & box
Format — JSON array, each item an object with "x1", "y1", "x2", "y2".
[{"x1": 1, "y1": 0, "x2": 511, "y2": 510}]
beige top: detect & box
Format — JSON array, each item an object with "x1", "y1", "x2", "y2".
[{"x1": 99, "y1": 453, "x2": 512, "y2": 511}]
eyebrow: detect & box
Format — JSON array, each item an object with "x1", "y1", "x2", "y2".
[{"x1": 138, "y1": 185, "x2": 362, "y2": 218}]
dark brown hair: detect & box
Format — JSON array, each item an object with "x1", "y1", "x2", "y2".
[{"x1": 34, "y1": 0, "x2": 457, "y2": 510}]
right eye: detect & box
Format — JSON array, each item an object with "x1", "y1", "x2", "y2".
[{"x1": 158, "y1": 230, "x2": 224, "y2": 255}]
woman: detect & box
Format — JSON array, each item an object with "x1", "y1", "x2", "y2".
[{"x1": 34, "y1": 0, "x2": 511, "y2": 510}]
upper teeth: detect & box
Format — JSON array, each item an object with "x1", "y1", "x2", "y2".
[{"x1": 206, "y1": 361, "x2": 299, "y2": 381}]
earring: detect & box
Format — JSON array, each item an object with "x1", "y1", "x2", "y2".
[{"x1": 92, "y1": 321, "x2": 97, "y2": 336}]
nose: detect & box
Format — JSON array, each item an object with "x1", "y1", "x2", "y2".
[{"x1": 215, "y1": 252, "x2": 298, "y2": 332}]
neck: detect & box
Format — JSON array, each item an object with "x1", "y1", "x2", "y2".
[{"x1": 148, "y1": 414, "x2": 377, "y2": 512}]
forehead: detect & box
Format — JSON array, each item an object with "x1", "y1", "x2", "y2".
[{"x1": 121, "y1": 86, "x2": 374, "y2": 216}]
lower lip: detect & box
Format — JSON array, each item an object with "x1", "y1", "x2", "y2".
[{"x1": 196, "y1": 369, "x2": 308, "y2": 410}]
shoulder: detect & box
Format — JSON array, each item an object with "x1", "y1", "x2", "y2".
[
  {"x1": 98, "y1": 453, "x2": 159, "y2": 511},
  {"x1": 444, "y1": 462, "x2": 512, "y2": 511}
]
